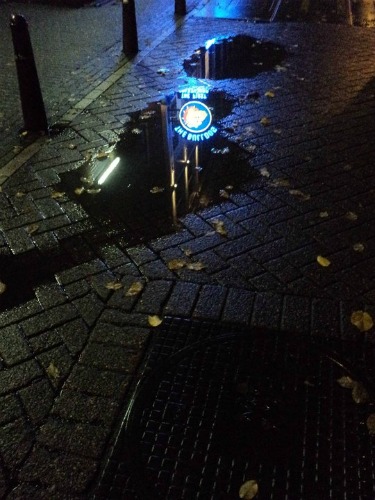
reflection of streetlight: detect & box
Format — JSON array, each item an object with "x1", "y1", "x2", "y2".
[{"x1": 98, "y1": 157, "x2": 121, "y2": 185}]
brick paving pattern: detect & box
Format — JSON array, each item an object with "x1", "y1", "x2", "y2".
[{"x1": 1, "y1": 0, "x2": 375, "y2": 498}]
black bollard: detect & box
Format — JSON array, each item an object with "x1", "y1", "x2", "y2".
[
  {"x1": 10, "y1": 14, "x2": 48, "y2": 134},
  {"x1": 122, "y1": 0, "x2": 138, "y2": 57},
  {"x1": 175, "y1": 0, "x2": 187, "y2": 15}
]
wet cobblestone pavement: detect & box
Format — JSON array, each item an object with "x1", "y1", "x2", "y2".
[{"x1": 1, "y1": 0, "x2": 375, "y2": 498}]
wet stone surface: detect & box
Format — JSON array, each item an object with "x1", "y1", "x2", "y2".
[{"x1": 183, "y1": 35, "x2": 286, "y2": 80}]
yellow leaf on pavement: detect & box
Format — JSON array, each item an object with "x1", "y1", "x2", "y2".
[
  {"x1": 260, "y1": 117, "x2": 271, "y2": 126},
  {"x1": 148, "y1": 315, "x2": 163, "y2": 327},
  {"x1": 74, "y1": 187, "x2": 85, "y2": 195},
  {"x1": 350, "y1": 310, "x2": 374, "y2": 332},
  {"x1": 212, "y1": 219, "x2": 228, "y2": 237},
  {"x1": 239, "y1": 480, "x2": 259, "y2": 499},
  {"x1": 289, "y1": 189, "x2": 311, "y2": 201},
  {"x1": 265, "y1": 90, "x2": 275, "y2": 98},
  {"x1": 352, "y1": 381, "x2": 370, "y2": 404},
  {"x1": 51, "y1": 191, "x2": 65, "y2": 199},
  {"x1": 317, "y1": 255, "x2": 331, "y2": 267},
  {"x1": 125, "y1": 281, "x2": 144, "y2": 296},
  {"x1": 167, "y1": 259, "x2": 187, "y2": 270},
  {"x1": 46, "y1": 362, "x2": 60, "y2": 379},
  {"x1": 337, "y1": 376, "x2": 355, "y2": 389},
  {"x1": 353, "y1": 243, "x2": 365, "y2": 253},
  {"x1": 0, "y1": 281, "x2": 7, "y2": 294},
  {"x1": 150, "y1": 186, "x2": 165, "y2": 194},
  {"x1": 186, "y1": 261, "x2": 206, "y2": 271},
  {"x1": 219, "y1": 189, "x2": 230, "y2": 199},
  {"x1": 260, "y1": 167, "x2": 270, "y2": 178},
  {"x1": 105, "y1": 281, "x2": 123, "y2": 290},
  {"x1": 319, "y1": 211, "x2": 329, "y2": 218},
  {"x1": 346, "y1": 211, "x2": 358, "y2": 221},
  {"x1": 26, "y1": 223, "x2": 39, "y2": 235}
]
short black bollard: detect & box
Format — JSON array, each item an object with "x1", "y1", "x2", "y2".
[
  {"x1": 10, "y1": 14, "x2": 48, "y2": 135},
  {"x1": 175, "y1": 0, "x2": 187, "y2": 15},
  {"x1": 122, "y1": 0, "x2": 138, "y2": 57}
]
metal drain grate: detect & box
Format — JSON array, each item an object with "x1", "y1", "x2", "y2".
[{"x1": 99, "y1": 319, "x2": 375, "y2": 499}]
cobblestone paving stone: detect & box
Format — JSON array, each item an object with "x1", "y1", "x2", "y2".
[{"x1": 1, "y1": 3, "x2": 375, "y2": 498}]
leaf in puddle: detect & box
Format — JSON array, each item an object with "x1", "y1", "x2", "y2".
[
  {"x1": 337, "y1": 376, "x2": 356, "y2": 389},
  {"x1": 125, "y1": 281, "x2": 144, "y2": 296},
  {"x1": 148, "y1": 315, "x2": 163, "y2": 327},
  {"x1": 260, "y1": 167, "x2": 271, "y2": 178},
  {"x1": 51, "y1": 191, "x2": 65, "y2": 199},
  {"x1": 289, "y1": 189, "x2": 311, "y2": 201},
  {"x1": 353, "y1": 243, "x2": 365, "y2": 253},
  {"x1": 260, "y1": 116, "x2": 271, "y2": 126},
  {"x1": 270, "y1": 178, "x2": 290, "y2": 187},
  {"x1": 0, "y1": 281, "x2": 7, "y2": 294},
  {"x1": 317, "y1": 255, "x2": 331, "y2": 267},
  {"x1": 87, "y1": 188, "x2": 101, "y2": 195},
  {"x1": 366, "y1": 414, "x2": 375, "y2": 435},
  {"x1": 219, "y1": 189, "x2": 230, "y2": 199},
  {"x1": 350, "y1": 310, "x2": 374, "y2": 332},
  {"x1": 26, "y1": 223, "x2": 39, "y2": 235},
  {"x1": 225, "y1": 185, "x2": 234, "y2": 191},
  {"x1": 352, "y1": 381, "x2": 370, "y2": 404},
  {"x1": 167, "y1": 259, "x2": 187, "y2": 270},
  {"x1": 239, "y1": 479, "x2": 259, "y2": 499},
  {"x1": 150, "y1": 186, "x2": 165, "y2": 194},
  {"x1": 212, "y1": 220, "x2": 228, "y2": 237},
  {"x1": 186, "y1": 261, "x2": 206, "y2": 271},
  {"x1": 74, "y1": 187, "x2": 85, "y2": 195},
  {"x1": 96, "y1": 151, "x2": 108, "y2": 160},
  {"x1": 105, "y1": 281, "x2": 123, "y2": 290},
  {"x1": 346, "y1": 211, "x2": 358, "y2": 221},
  {"x1": 319, "y1": 211, "x2": 329, "y2": 218},
  {"x1": 46, "y1": 362, "x2": 60, "y2": 380},
  {"x1": 265, "y1": 90, "x2": 275, "y2": 98}
]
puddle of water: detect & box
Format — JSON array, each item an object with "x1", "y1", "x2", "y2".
[
  {"x1": 58, "y1": 86, "x2": 256, "y2": 244},
  {"x1": 183, "y1": 35, "x2": 286, "y2": 80}
]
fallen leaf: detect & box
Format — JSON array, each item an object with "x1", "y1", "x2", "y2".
[
  {"x1": 239, "y1": 480, "x2": 259, "y2": 499},
  {"x1": 26, "y1": 223, "x2": 39, "y2": 235},
  {"x1": 51, "y1": 191, "x2": 65, "y2": 199},
  {"x1": 0, "y1": 281, "x2": 7, "y2": 294},
  {"x1": 212, "y1": 220, "x2": 228, "y2": 237},
  {"x1": 87, "y1": 188, "x2": 101, "y2": 194},
  {"x1": 167, "y1": 259, "x2": 187, "y2": 270},
  {"x1": 319, "y1": 211, "x2": 329, "y2": 218},
  {"x1": 105, "y1": 281, "x2": 123, "y2": 290},
  {"x1": 150, "y1": 186, "x2": 165, "y2": 194},
  {"x1": 186, "y1": 261, "x2": 206, "y2": 271},
  {"x1": 46, "y1": 362, "x2": 60, "y2": 379},
  {"x1": 289, "y1": 189, "x2": 311, "y2": 201},
  {"x1": 20, "y1": 130, "x2": 28, "y2": 137},
  {"x1": 131, "y1": 128, "x2": 142, "y2": 135},
  {"x1": 260, "y1": 167, "x2": 270, "y2": 178},
  {"x1": 260, "y1": 117, "x2": 271, "y2": 126},
  {"x1": 225, "y1": 185, "x2": 234, "y2": 191},
  {"x1": 68, "y1": 143, "x2": 77, "y2": 150},
  {"x1": 353, "y1": 243, "x2": 365, "y2": 253},
  {"x1": 148, "y1": 315, "x2": 163, "y2": 327},
  {"x1": 352, "y1": 381, "x2": 370, "y2": 404},
  {"x1": 275, "y1": 65, "x2": 287, "y2": 72},
  {"x1": 182, "y1": 248, "x2": 193, "y2": 257},
  {"x1": 337, "y1": 376, "x2": 355, "y2": 389},
  {"x1": 125, "y1": 281, "x2": 144, "y2": 296},
  {"x1": 366, "y1": 414, "x2": 375, "y2": 435},
  {"x1": 219, "y1": 189, "x2": 230, "y2": 199},
  {"x1": 74, "y1": 187, "x2": 85, "y2": 195},
  {"x1": 317, "y1": 255, "x2": 331, "y2": 267},
  {"x1": 273, "y1": 129, "x2": 282, "y2": 135},
  {"x1": 350, "y1": 310, "x2": 374, "y2": 332},
  {"x1": 15, "y1": 191, "x2": 26, "y2": 198},
  {"x1": 346, "y1": 211, "x2": 358, "y2": 221},
  {"x1": 265, "y1": 90, "x2": 275, "y2": 98},
  {"x1": 96, "y1": 151, "x2": 108, "y2": 160},
  {"x1": 269, "y1": 178, "x2": 290, "y2": 187}
]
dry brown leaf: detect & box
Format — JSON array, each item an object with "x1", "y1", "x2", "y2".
[
  {"x1": 239, "y1": 479, "x2": 259, "y2": 499},
  {"x1": 212, "y1": 220, "x2": 228, "y2": 237},
  {"x1": 150, "y1": 186, "x2": 165, "y2": 194},
  {"x1": 260, "y1": 167, "x2": 270, "y2": 178},
  {"x1": 219, "y1": 189, "x2": 230, "y2": 199},
  {"x1": 26, "y1": 223, "x2": 39, "y2": 235},
  {"x1": 352, "y1": 382, "x2": 370, "y2": 404},
  {"x1": 167, "y1": 259, "x2": 187, "y2": 270},
  {"x1": 125, "y1": 281, "x2": 144, "y2": 296},
  {"x1": 289, "y1": 189, "x2": 311, "y2": 201},
  {"x1": 0, "y1": 281, "x2": 7, "y2": 295},
  {"x1": 319, "y1": 211, "x2": 329, "y2": 218},
  {"x1": 105, "y1": 281, "x2": 123, "y2": 290},
  {"x1": 74, "y1": 187, "x2": 85, "y2": 195},
  {"x1": 346, "y1": 211, "x2": 358, "y2": 221},
  {"x1": 366, "y1": 414, "x2": 375, "y2": 435},
  {"x1": 51, "y1": 191, "x2": 65, "y2": 199},
  {"x1": 353, "y1": 243, "x2": 365, "y2": 253},
  {"x1": 265, "y1": 90, "x2": 275, "y2": 98},
  {"x1": 317, "y1": 255, "x2": 331, "y2": 267},
  {"x1": 148, "y1": 315, "x2": 163, "y2": 327},
  {"x1": 46, "y1": 362, "x2": 60, "y2": 379},
  {"x1": 260, "y1": 117, "x2": 271, "y2": 126},
  {"x1": 186, "y1": 261, "x2": 206, "y2": 271},
  {"x1": 337, "y1": 376, "x2": 355, "y2": 389},
  {"x1": 350, "y1": 310, "x2": 374, "y2": 332}
]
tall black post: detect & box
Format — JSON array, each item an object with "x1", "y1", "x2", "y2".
[
  {"x1": 122, "y1": 0, "x2": 138, "y2": 57},
  {"x1": 175, "y1": 0, "x2": 187, "y2": 15},
  {"x1": 10, "y1": 14, "x2": 48, "y2": 134}
]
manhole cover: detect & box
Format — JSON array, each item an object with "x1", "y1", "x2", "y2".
[{"x1": 118, "y1": 328, "x2": 375, "y2": 499}]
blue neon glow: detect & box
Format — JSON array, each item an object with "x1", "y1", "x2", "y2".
[{"x1": 205, "y1": 38, "x2": 217, "y2": 50}]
